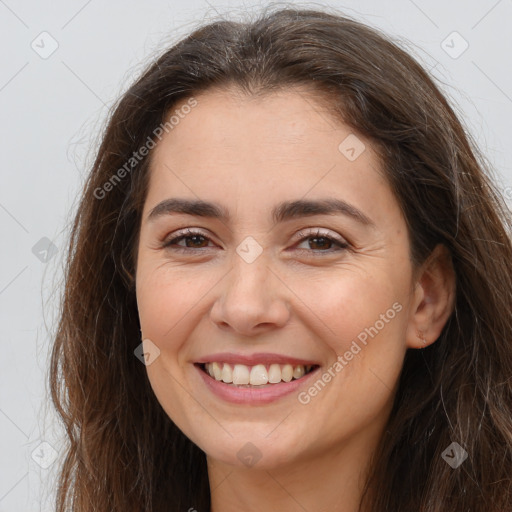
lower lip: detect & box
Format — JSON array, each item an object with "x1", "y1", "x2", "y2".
[{"x1": 194, "y1": 364, "x2": 320, "y2": 404}]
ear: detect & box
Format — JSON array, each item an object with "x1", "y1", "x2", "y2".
[{"x1": 406, "y1": 244, "x2": 456, "y2": 349}]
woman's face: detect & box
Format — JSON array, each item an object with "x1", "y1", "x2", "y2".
[{"x1": 135, "y1": 87, "x2": 421, "y2": 469}]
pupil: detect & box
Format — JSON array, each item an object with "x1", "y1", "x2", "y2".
[
  {"x1": 188, "y1": 235, "x2": 205, "y2": 247},
  {"x1": 310, "y1": 237, "x2": 330, "y2": 250}
]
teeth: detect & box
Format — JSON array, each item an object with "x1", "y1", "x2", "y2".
[
  {"x1": 232, "y1": 364, "x2": 250, "y2": 385},
  {"x1": 281, "y1": 364, "x2": 293, "y2": 382},
  {"x1": 268, "y1": 363, "x2": 282, "y2": 383},
  {"x1": 212, "y1": 362, "x2": 222, "y2": 380},
  {"x1": 221, "y1": 363, "x2": 233, "y2": 383},
  {"x1": 203, "y1": 362, "x2": 314, "y2": 386},
  {"x1": 249, "y1": 364, "x2": 268, "y2": 385},
  {"x1": 293, "y1": 365, "x2": 305, "y2": 379}
]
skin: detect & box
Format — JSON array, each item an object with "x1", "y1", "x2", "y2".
[{"x1": 135, "y1": 86, "x2": 455, "y2": 512}]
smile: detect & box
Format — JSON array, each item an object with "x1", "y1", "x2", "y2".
[
  {"x1": 194, "y1": 361, "x2": 321, "y2": 404},
  {"x1": 198, "y1": 362, "x2": 317, "y2": 386}
]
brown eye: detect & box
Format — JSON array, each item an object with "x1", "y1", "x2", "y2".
[
  {"x1": 176, "y1": 234, "x2": 209, "y2": 248},
  {"x1": 304, "y1": 236, "x2": 334, "y2": 250},
  {"x1": 294, "y1": 229, "x2": 349, "y2": 254},
  {"x1": 162, "y1": 229, "x2": 215, "y2": 251}
]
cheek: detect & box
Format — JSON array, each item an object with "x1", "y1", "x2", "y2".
[
  {"x1": 290, "y1": 265, "x2": 406, "y2": 356},
  {"x1": 135, "y1": 264, "x2": 211, "y2": 435},
  {"x1": 136, "y1": 263, "x2": 209, "y2": 339},
  {"x1": 291, "y1": 268, "x2": 408, "y2": 428}
]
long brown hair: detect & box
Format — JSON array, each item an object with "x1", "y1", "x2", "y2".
[{"x1": 50, "y1": 5, "x2": 512, "y2": 511}]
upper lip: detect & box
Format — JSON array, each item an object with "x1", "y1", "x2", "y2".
[{"x1": 194, "y1": 352, "x2": 320, "y2": 366}]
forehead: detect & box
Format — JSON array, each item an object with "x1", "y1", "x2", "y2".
[
  {"x1": 150, "y1": 87, "x2": 383, "y2": 175},
  {"x1": 159, "y1": 86, "x2": 349, "y2": 152},
  {"x1": 144, "y1": 86, "x2": 395, "y2": 227}
]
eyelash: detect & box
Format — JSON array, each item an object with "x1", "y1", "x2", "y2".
[{"x1": 161, "y1": 228, "x2": 350, "y2": 256}]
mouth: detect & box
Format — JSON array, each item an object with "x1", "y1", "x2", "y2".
[{"x1": 194, "y1": 362, "x2": 320, "y2": 388}]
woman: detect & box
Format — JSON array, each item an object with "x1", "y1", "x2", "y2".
[{"x1": 50, "y1": 6, "x2": 512, "y2": 511}]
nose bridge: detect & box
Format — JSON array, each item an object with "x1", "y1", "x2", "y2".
[
  {"x1": 231, "y1": 246, "x2": 271, "y2": 296},
  {"x1": 228, "y1": 233, "x2": 273, "y2": 295},
  {"x1": 210, "y1": 242, "x2": 290, "y2": 333}
]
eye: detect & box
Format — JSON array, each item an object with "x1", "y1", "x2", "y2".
[
  {"x1": 162, "y1": 228, "x2": 215, "y2": 252},
  {"x1": 293, "y1": 229, "x2": 350, "y2": 255},
  {"x1": 161, "y1": 228, "x2": 350, "y2": 255}
]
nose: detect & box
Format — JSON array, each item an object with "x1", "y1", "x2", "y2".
[{"x1": 209, "y1": 252, "x2": 291, "y2": 336}]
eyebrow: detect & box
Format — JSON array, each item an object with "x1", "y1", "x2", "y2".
[{"x1": 147, "y1": 197, "x2": 375, "y2": 227}]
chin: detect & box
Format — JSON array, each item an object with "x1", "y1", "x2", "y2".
[
  {"x1": 202, "y1": 438, "x2": 301, "y2": 470},
  {"x1": 202, "y1": 420, "x2": 326, "y2": 470}
]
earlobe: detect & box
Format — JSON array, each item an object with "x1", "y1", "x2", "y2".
[{"x1": 406, "y1": 244, "x2": 456, "y2": 349}]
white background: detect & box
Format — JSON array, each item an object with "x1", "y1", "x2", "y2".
[{"x1": 0, "y1": 0, "x2": 511, "y2": 509}]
